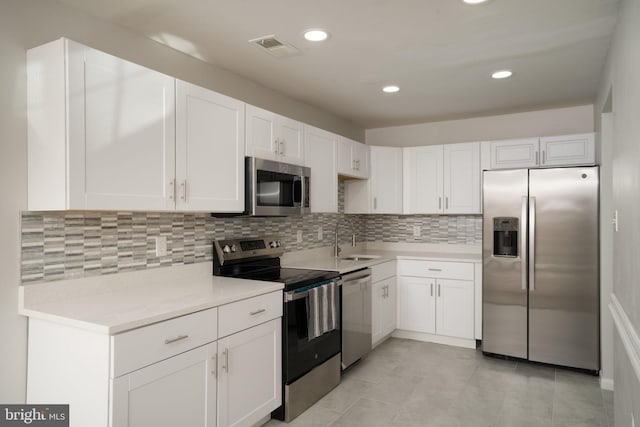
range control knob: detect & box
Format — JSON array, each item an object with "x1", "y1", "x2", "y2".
[
  {"x1": 276, "y1": 240, "x2": 281, "y2": 247},
  {"x1": 222, "y1": 245, "x2": 231, "y2": 254},
  {"x1": 269, "y1": 241, "x2": 278, "y2": 248},
  {"x1": 230, "y1": 244, "x2": 237, "y2": 252}
]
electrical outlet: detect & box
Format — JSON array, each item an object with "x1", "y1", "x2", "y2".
[
  {"x1": 413, "y1": 225, "x2": 421, "y2": 237},
  {"x1": 317, "y1": 226, "x2": 323, "y2": 241},
  {"x1": 155, "y1": 236, "x2": 167, "y2": 257},
  {"x1": 297, "y1": 230, "x2": 303, "y2": 243}
]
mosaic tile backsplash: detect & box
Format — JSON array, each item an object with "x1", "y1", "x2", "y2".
[{"x1": 21, "y1": 179, "x2": 481, "y2": 287}]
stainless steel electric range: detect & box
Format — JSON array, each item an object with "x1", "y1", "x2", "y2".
[{"x1": 213, "y1": 236, "x2": 342, "y2": 422}]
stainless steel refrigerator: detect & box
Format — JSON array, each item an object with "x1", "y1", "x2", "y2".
[{"x1": 482, "y1": 167, "x2": 599, "y2": 371}]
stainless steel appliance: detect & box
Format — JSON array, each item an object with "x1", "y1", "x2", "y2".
[
  {"x1": 245, "y1": 157, "x2": 311, "y2": 216},
  {"x1": 482, "y1": 167, "x2": 599, "y2": 372},
  {"x1": 340, "y1": 268, "x2": 372, "y2": 369},
  {"x1": 212, "y1": 236, "x2": 341, "y2": 422}
]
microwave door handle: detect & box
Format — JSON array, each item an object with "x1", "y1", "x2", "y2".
[{"x1": 293, "y1": 176, "x2": 302, "y2": 207}]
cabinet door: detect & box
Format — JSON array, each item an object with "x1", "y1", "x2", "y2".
[
  {"x1": 351, "y1": 141, "x2": 370, "y2": 179},
  {"x1": 539, "y1": 133, "x2": 595, "y2": 167},
  {"x1": 78, "y1": 43, "x2": 176, "y2": 211},
  {"x1": 217, "y1": 318, "x2": 281, "y2": 427},
  {"x1": 398, "y1": 277, "x2": 435, "y2": 334},
  {"x1": 403, "y1": 146, "x2": 444, "y2": 214},
  {"x1": 436, "y1": 279, "x2": 474, "y2": 340},
  {"x1": 176, "y1": 81, "x2": 245, "y2": 212},
  {"x1": 278, "y1": 116, "x2": 304, "y2": 165},
  {"x1": 245, "y1": 105, "x2": 278, "y2": 161},
  {"x1": 380, "y1": 277, "x2": 397, "y2": 339},
  {"x1": 370, "y1": 146, "x2": 403, "y2": 214},
  {"x1": 372, "y1": 280, "x2": 385, "y2": 345},
  {"x1": 489, "y1": 138, "x2": 540, "y2": 169},
  {"x1": 111, "y1": 342, "x2": 216, "y2": 427},
  {"x1": 304, "y1": 125, "x2": 337, "y2": 212},
  {"x1": 443, "y1": 142, "x2": 480, "y2": 214},
  {"x1": 336, "y1": 137, "x2": 355, "y2": 176}
]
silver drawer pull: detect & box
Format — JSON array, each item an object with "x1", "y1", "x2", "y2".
[
  {"x1": 250, "y1": 308, "x2": 266, "y2": 316},
  {"x1": 164, "y1": 334, "x2": 189, "y2": 345},
  {"x1": 428, "y1": 268, "x2": 442, "y2": 272}
]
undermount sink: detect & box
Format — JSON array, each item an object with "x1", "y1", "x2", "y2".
[{"x1": 339, "y1": 255, "x2": 381, "y2": 261}]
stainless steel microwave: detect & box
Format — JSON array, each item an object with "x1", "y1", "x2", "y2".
[{"x1": 245, "y1": 157, "x2": 311, "y2": 216}]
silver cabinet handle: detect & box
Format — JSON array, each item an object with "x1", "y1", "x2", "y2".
[
  {"x1": 373, "y1": 197, "x2": 378, "y2": 210},
  {"x1": 521, "y1": 196, "x2": 528, "y2": 291},
  {"x1": 430, "y1": 283, "x2": 433, "y2": 297},
  {"x1": 279, "y1": 140, "x2": 285, "y2": 155},
  {"x1": 250, "y1": 308, "x2": 266, "y2": 316},
  {"x1": 445, "y1": 197, "x2": 449, "y2": 210},
  {"x1": 211, "y1": 354, "x2": 217, "y2": 377},
  {"x1": 356, "y1": 160, "x2": 360, "y2": 170},
  {"x1": 428, "y1": 268, "x2": 442, "y2": 272},
  {"x1": 385, "y1": 285, "x2": 389, "y2": 298},
  {"x1": 542, "y1": 150, "x2": 546, "y2": 165},
  {"x1": 222, "y1": 349, "x2": 229, "y2": 372},
  {"x1": 438, "y1": 284, "x2": 441, "y2": 297},
  {"x1": 164, "y1": 334, "x2": 189, "y2": 345},
  {"x1": 529, "y1": 196, "x2": 536, "y2": 292},
  {"x1": 274, "y1": 139, "x2": 280, "y2": 154},
  {"x1": 180, "y1": 180, "x2": 187, "y2": 201},
  {"x1": 535, "y1": 151, "x2": 539, "y2": 165},
  {"x1": 438, "y1": 197, "x2": 442, "y2": 210},
  {"x1": 169, "y1": 180, "x2": 175, "y2": 201}
]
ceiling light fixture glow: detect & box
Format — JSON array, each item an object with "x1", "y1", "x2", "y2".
[
  {"x1": 491, "y1": 70, "x2": 513, "y2": 79},
  {"x1": 304, "y1": 29, "x2": 329, "y2": 42},
  {"x1": 383, "y1": 85, "x2": 400, "y2": 93}
]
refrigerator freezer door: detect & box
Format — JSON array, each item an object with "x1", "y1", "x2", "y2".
[
  {"x1": 528, "y1": 167, "x2": 599, "y2": 370},
  {"x1": 482, "y1": 170, "x2": 528, "y2": 359}
]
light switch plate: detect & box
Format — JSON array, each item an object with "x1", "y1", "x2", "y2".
[
  {"x1": 317, "y1": 226, "x2": 323, "y2": 241},
  {"x1": 155, "y1": 236, "x2": 167, "y2": 257},
  {"x1": 297, "y1": 230, "x2": 303, "y2": 243},
  {"x1": 413, "y1": 225, "x2": 421, "y2": 237}
]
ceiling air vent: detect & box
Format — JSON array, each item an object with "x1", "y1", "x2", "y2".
[{"x1": 249, "y1": 35, "x2": 300, "y2": 58}]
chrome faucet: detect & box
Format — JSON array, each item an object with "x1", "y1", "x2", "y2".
[{"x1": 334, "y1": 217, "x2": 357, "y2": 258}]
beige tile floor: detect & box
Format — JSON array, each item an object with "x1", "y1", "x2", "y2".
[{"x1": 265, "y1": 338, "x2": 614, "y2": 427}]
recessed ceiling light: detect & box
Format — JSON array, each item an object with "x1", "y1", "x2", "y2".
[
  {"x1": 382, "y1": 85, "x2": 400, "y2": 93},
  {"x1": 304, "y1": 29, "x2": 329, "y2": 42},
  {"x1": 491, "y1": 70, "x2": 513, "y2": 79},
  {"x1": 462, "y1": 0, "x2": 491, "y2": 4}
]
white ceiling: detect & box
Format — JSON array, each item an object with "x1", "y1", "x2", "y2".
[{"x1": 57, "y1": 0, "x2": 619, "y2": 128}]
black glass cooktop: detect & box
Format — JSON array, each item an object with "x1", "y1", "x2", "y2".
[{"x1": 230, "y1": 267, "x2": 340, "y2": 291}]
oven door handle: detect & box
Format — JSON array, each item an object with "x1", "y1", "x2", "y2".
[{"x1": 284, "y1": 280, "x2": 341, "y2": 302}]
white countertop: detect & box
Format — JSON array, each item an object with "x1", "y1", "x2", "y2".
[
  {"x1": 19, "y1": 263, "x2": 283, "y2": 335},
  {"x1": 282, "y1": 243, "x2": 482, "y2": 274}
]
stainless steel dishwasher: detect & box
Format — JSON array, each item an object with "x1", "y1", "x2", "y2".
[{"x1": 340, "y1": 268, "x2": 372, "y2": 369}]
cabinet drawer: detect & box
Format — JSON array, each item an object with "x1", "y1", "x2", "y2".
[
  {"x1": 398, "y1": 260, "x2": 474, "y2": 280},
  {"x1": 218, "y1": 291, "x2": 282, "y2": 338},
  {"x1": 371, "y1": 261, "x2": 396, "y2": 282},
  {"x1": 111, "y1": 307, "x2": 218, "y2": 378}
]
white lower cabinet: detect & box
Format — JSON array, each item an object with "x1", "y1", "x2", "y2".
[
  {"x1": 396, "y1": 260, "x2": 475, "y2": 347},
  {"x1": 111, "y1": 342, "x2": 217, "y2": 427},
  {"x1": 371, "y1": 261, "x2": 397, "y2": 346},
  {"x1": 217, "y1": 319, "x2": 281, "y2": 427}
]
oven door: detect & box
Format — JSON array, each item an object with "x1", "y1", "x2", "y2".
[
  {"x1": 283, "y1": 280, "x2": 341, "y2": 384},
  {"x1": 246, "y1": 157, "x2": 311, "y2": 216}
]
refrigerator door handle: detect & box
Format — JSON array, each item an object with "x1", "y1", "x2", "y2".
[
  {"x1": 529, "y1": 196, "x2": 536, "y2": 292},
  {"x1": 521, "y1": 196, "x2": 528, "y2": 291}
]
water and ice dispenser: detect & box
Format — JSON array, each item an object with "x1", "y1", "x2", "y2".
[{"x1": 493, "y1": 217, "x2": 519, "y2": 257}]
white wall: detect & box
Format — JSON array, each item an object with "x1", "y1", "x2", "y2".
[
  {"x1": 365, "y1": 104, "x2": 594, "y2": 146},
  {"x1": 0, "y1": 0, "x2": 363, "y2": 402},
  {"x1": 595, "y1": 0, "x2": 640, "y2": 424}
]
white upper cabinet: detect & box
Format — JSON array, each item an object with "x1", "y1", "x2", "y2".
[
  {"x1": 28, "y1": 38, "x2": 176, "y2": 211},
  {"x1": 370, "y1": 146, "x2": 403, "y2": 214},
  {"x1": 489, "y1": 137, "x2": 540, "y2": 169},
  {"x1": 539, "y1": 133, "x2": 595, "y2": 167},
  {"x1": 246, "y1": 105, "x2": 304, "y2": 165},
  {"x1": 176, "y1": 80, "x2": 245, "y2": 212},
  {"x1": 403, "y1": 145, "x2": 444, "y2": 214},
  {"x1": 443, "y1": 142, "x2": 481, "y2": 214},
  {"x1": 304, "y1": 125, "x2": 338, "y2": 213},
  {"x1": 489, "y1": 134, "x2": 595, "y2": 170},
  {"x1": 337, "y1": 137, "x2": 370, "y2": 179}
]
